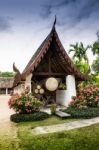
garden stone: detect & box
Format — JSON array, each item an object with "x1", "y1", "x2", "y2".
[{"x1": 55, "y1": 111, "x2": 71, "y2": 118}]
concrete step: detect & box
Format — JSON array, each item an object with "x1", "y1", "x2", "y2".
[{"x1": 56, "y1": 110, "x2": 71, "y2": 118}]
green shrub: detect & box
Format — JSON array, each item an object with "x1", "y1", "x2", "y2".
[
  {"x1": 58, "y1": 82, "x2": 66, "y2": 90},
  {"x1": 74, "y1": 60, "x2": 89, "y2": 74},
  {"x1": 63, "y1": 107, "x2": 99, "y2": 119},
  {"x1": 10, "y1": 112, "x2": 50, "y2": 123},
  {"x1": 0, "y1": 71, "x2": 15, "y2": 77},
  {"x1": 50, "y1": 104, "x2": 57, "y2": 115},
  {"x1": 8, "y1": 87, "x2": 43, "y2": 114}
]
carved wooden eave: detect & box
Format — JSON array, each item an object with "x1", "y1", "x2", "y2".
[
  {"x1": 13, "y1": 63, "x2": 21, "y2": 87},
  {"x1": 21, "y1": 20, "x2": 88, "y2": 81}
]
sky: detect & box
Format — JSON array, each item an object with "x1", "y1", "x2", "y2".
[{"x1": 0, "y1": 0, "x2": 99, "y2": 72}]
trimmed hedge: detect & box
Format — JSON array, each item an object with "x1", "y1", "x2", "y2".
[
  {"x1": 63, "y1": 107, "x2": 99, "y2": 119},
  {"x1": 10, "y1": 112, "x2": 50, "y2": 123}
]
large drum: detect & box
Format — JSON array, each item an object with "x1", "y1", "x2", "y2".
[{"x1": 45, "y1": 77, "x2": 58, "y2": 92}]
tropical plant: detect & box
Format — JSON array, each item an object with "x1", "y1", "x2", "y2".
[
  {"x1": 50, "y1": 104, "x2": 57, "y2": 115},
  {"x1": 8, "y1": 88, "x2": 43, "y2": 114},
  {"x1": 74, "y1": 60, "x2": 89, "y2": 74},
  {"x1": 58, "y1": 82, "x2": 66, "y2": 90},
  {"x1": 92, "y1": 42, "x2": 99, "y2": 55},
  {"x1": 89, "y1": 74, "x2": 99, "y2": 85},
  {"x1": 91, "y1": 56, "x2": 99, "y2": 74},
  {"x1": 69, "y1": 42, "x2": 90, "y2": 63},
  {"x1": 77, "y1": 74, "x2": 99, "y2": 89},
  {"x1": 91, "y1": 31, "x2": 99, "y2": 56}
]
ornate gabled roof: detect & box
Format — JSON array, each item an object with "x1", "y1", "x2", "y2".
[
  {"x1": 21, "y1": 20, "x2": 88, "y2": 81},
  {"x1": 22, "y1": 31, "x2": 53, "y2": 77}
]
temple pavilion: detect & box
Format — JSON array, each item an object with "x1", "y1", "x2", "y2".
[{"x1": 13, "y1": 19, "x2": 88, "y2": 106}]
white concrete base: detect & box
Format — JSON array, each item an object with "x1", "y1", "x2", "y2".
[
  {"x1": 56, "y1": 75, "x2": 76, "y2": 106},
  {"x1": 6, "y1": 88, "x2": 8, "y2": 95},
  {"x1": 25, "y1": 73, "x2": 32, "y2": 93},
  {"x1": 56, "y1": 90, "x2": 69, "y2": 106}
]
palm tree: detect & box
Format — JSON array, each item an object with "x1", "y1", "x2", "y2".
[
  {"x1": 69, "y1": 42, "x2": 91, "y2": 74},
  {"x1": 69, "y1": 42, "x2": 90, "y2": 63},
  {"x1": 92, "y1": 42, "x2": 99, "y2": 56},
  {"x1": 92, "y1": 31, "x2": 99, "y2": 56},
  {"x1": 91, "y1": 56, "x2": 99, "y2": 74}
]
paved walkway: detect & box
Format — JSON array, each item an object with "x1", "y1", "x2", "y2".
[
  {"x1": 0, "y1": 95, "x2": 14, "y2": 120},
  {"x1": 33, "y1": 117, "x2": 99, "y2": 135},
  {"x1": 0, "y1": 95, "x2": 16, "y2": 136}
]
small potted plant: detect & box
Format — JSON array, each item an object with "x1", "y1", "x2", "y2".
[{"x1": 50, "y1": 104, "x2": 57, "y2": 115}]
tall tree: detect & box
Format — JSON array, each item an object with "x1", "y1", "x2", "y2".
[
  {"x1": 92, "y1": 31, "x2": 99, "y2": 56},
  {"x1": 91, "y1": 56, "x2": 99, "y2": 74},
  {"x1": 74, "y1": 60, "x2": 89, "y2": 74},
  {"x1": 69, "y1": 42, "x2": 90, "y2": 63}
]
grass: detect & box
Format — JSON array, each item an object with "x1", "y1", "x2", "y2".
[
  {"x1": 18, "y1": 122, "x2": 99, "y2": 150},
  {"x1": 0, "y1": 121, "x2": 19, "y2": 150},
  {"x1": 0, "y1": 116, "x2": 74, "y2": 150},
  {"x1": 0, "y1": 116, "x2": 99, "y2": 150},
  {"x1": 0, "y1": 136, "x2": 19, "y2": 150}
]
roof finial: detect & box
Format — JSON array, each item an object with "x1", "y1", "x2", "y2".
[
  {"x1": 52, "y1": 15, "x2": 57, "y2": 30},
  {"x1": 54, "y1": 15, "x2": 56, "y2": 26},
  {"x1": 13, "y1": 62, "x2": 20, "y2": 74},
  {"x1": 13, "y1": 62, "x2": 21, "y2": 86}
]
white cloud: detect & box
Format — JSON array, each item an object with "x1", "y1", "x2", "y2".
[{"x1": 0, "y1": 0, "x2": 99, "y2": 72}]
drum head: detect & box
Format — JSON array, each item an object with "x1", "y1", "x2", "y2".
[{"x1": 45, "y1": 77, "x2": 58, "y2": 91}]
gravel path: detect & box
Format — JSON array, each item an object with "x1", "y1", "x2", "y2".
[{"x1": 33, "y1": 117, "x2": 99, "y2": 135}]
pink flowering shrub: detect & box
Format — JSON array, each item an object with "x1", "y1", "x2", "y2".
[
  {"x1": 8, "y1": 88, "x2": 43, "y2": 114},
  {"x1": 69, "y1": 85, "x2": 99, "y2": 108}
]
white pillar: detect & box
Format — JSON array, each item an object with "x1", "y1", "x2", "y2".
[
  {"x1": 6, "y1": 88, "x2": 8, "y2": 95},
  {"x1": 25, "y1": 73, "x2": 32, "y2": 93},
  {"x1": 56, "y1": 75, "x2": 76, "y2": 106},
  {"x1": 66, "y1": 75, "x2": 76, "y2": 104}
]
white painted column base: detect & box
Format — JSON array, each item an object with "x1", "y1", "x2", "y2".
[
  {"x1": 6, "y1": 88, "x2": 8, "y2": 95},
  {"x1": 56, "y1": 75, "x2": 76, "y2": 106},
  {"x1": 25, "y1": 73, "x2": 32, "y2": 93}
]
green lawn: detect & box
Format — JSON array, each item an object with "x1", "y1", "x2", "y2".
[
  {"x1": 0, "y1": 122, "x2": 19, "y2": 150},
  {"x1": 0, "y1": 116, "x2": 99, "y2": 150}
]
